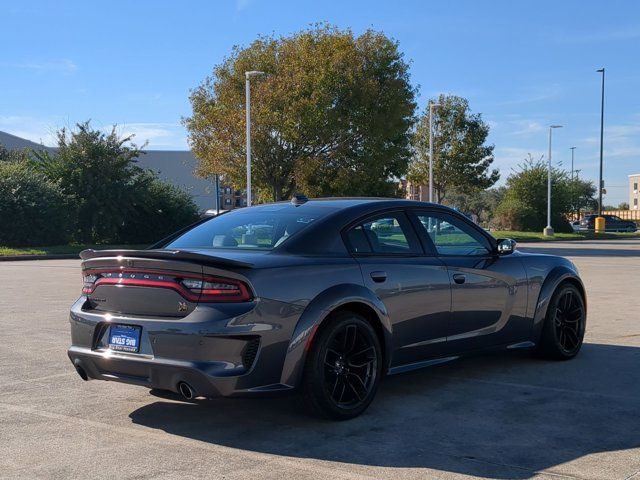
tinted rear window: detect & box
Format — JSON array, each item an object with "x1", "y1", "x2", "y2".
[{"x1": 166, "y1": 208, "x2": 321, "y2": 250}]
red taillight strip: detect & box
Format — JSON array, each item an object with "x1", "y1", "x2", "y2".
[{"x1": 82, "y1": 269, "x2": 252, "y2": 303}]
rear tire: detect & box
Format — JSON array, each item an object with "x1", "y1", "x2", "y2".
[
  {"x1": 537, "y1": 283, "x2": 586, "y2": 360},
  {"x1": 302, "y1": 312, "x2": 382, "y2": 420}
]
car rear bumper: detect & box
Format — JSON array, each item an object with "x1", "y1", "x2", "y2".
[
  {"x1": 67, "y1": 346, "x2": 293, "y2": 397},
  {"x1": 67, "y1": 296, "x2": 303, "y2": 397}
]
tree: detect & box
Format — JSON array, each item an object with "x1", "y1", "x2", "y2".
[
  {"x1": 0, "y1": 144, "x2": 29, "y2": 163},
  {"x1": 408, "y1": 95, "x2": 499, "y2": 203},
  {"x1": 443, "y1": 186, "x2": 506, "y2": 226},
  {"x1": 184, "y1": 24, "x2": 416, "y2": 201},
  {"x1": 494, "y1": 154, "x2": 596, "y2": 232},
  {"x1": 0, "y1": 160, "x2": 74, "y2": 246},
  {"x1": 33, "y1": 122, "x2": 199, "y2": 244},
  {"x1": 618, "y1": 202, "x2": 630, "y2": 210}
]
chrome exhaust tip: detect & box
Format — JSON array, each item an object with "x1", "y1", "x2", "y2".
[{"x1": 177, "y1": 381, "x2": 196, "y2": 400}]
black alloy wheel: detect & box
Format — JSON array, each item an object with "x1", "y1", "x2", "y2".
[
  {"x1": 302, "y1": 312, "x2": 382, "y2": 420},
  {"x1": 553, "y1": 288, "x2": 584, "y2": 354},
  {"x1": 538, "y1": 283, "x2": 586, "y2": 360},
  {"x1": 323, "y1": 323, "x2": 377, "y2": 407}
]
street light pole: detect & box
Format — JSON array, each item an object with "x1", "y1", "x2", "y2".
[
  {"x1": 428, "y1": 102, "x2": 441, "y2": 203},
  {"x1": 596, "y1": 68, "x2": 605, "y2": 217},
  {"x1": 245, "y1": 70, "x2": 265, "y2": 207},
  {"x1": 544, "y1": 125, "x2": 563, "y2": 236},
  {"x1": 570, "y1": 146, "x2": 576, "y2": 220}
]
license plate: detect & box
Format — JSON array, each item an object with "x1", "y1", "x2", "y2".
[{"x1": 109, "y1": 324, "x2": 141, "y2": 353}]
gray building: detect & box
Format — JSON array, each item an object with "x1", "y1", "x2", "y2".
[{"x1": 1, "y1": 131, "x2": 220, "y2": 210}]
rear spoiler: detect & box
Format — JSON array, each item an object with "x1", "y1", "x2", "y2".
[{"x1": 79, "y1": 249, "x2": 253, "y2": 269}]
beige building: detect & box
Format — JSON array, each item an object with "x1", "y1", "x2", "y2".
[{"x1": 631, "y1": 174, "x2": 640, "y2": 210}]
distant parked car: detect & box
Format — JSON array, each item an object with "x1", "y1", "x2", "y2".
[
  {"x1": 570, "y1": 220, "x2": 582, "y2": 232},
  {"x1": 579, "y1": 214, "x2": 637, "y2": 232}
]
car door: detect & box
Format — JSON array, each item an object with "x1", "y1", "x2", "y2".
[
  {"x1": 409, "y1": 209, "x2": 529, "y2": 352},
  {"x1": 344, "y1": 210, "x2": 452, "y2": 367}
]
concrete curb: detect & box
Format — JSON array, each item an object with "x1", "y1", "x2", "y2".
[{"x1": 0, "y1": 254, "x2": 80, "y2": 261}]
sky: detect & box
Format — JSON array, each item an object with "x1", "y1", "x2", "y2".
[{"x1": 1, "y1": 0, "x2": 639, "y2": 205}]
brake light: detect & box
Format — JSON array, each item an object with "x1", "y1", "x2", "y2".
[
  {"x1": 180, "y1": 276, "x2": 252, "y2": 302},
  {"x1": 82, "y1": 274, "x2": 98, "y2": 294},
  {"x1": 81, "y1": 269, "x2": 252, "y2": 302}
]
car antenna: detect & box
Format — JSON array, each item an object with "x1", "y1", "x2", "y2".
[{"x1": 291, "y1": 193, "x2": 308, "y2": 206}]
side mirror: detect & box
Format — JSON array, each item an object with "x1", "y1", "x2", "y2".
[{"x1": 496, "y1": 238, "x2": 516, "y2": 255}]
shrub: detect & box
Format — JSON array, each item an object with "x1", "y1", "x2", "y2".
[
  {"x1": 117, "y1": 172, "x2": 200, "y2": 244},
  {"x1": 0, "y1": 161, "x2": 75, "y2": 246},
  {"x1": 33, "y1": 122, "x2": 200, "y2": 245},
  {"x1": 492, "y1": 155, "x2": 594, "y2": 233}
]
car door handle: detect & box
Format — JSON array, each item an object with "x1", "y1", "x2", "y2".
[
  {"x1": 370, "y1": 271, "x2": 387, "y2": 283},
  {"x1": 453, "y1": 273, "x2": 466, "y2": 284}
]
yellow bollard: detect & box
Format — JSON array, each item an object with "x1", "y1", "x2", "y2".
[{"x1": 595, "y1": 216, "x2": 606, "y2": 233}]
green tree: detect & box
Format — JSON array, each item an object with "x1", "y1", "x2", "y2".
[
  {"x1": 0, "y1": 144, "x2": 30, "y2": 163},
  {"x1": 408, "y1": 95, "x2": 499, "y2": 203},
  {"x1": 0, "y1": 160, "x2": 74, "y2": 246},
  {"x1": 443, "y1": 186, "x2": 506, "y2": 226},
  {"x1": 618, "y1": 202, "x2": 630, "y2": 210},
  {"x1": 494, "y1": 155, "x2": 596, "y2": 232},
  {"x1": 33, "y1": 122, "x2": 199, "y2": 244},
  {"x1": 184, "y1": 24, "x2": 416, "y2": 201}
]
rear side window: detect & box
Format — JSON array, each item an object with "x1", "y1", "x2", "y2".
[
  {"x1": 167, "y1": 210, "x2": 319, "y2": 250},
  {"x1": 345, "y1": 213, "x2": 421, "y2": 255}
]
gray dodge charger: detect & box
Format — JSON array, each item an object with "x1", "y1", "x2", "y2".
[{"x1": 68, "y1": 197, "x2": 586, "y2": 419}]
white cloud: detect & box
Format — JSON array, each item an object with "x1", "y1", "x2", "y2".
[
  {"x1": 495, "y1": 85, "x2": 562, "y2": 107},
  {"x1": 0, "y1": 59, "x2": 77, "y2": 74},
  {"x1": 0, "y1": 117, "x2": 189, "y2": 150},
  {"x1": 551, "y1": 26, "x2": 640, "y2": 44},
  {"x1": 236, "y1": 0, "x2": 252, "y2": 11},
  {"x1": 107, "y1": 123, "x2": 189, "y2": 149},
  {"x1": 0, "y1": 116, "x2": 60, "y2": 146}
]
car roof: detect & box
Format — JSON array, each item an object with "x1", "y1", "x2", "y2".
[{"x1": 263, "y1": 197, "x2": 492, "y2": 255}]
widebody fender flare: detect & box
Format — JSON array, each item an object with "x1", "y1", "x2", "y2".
[
  {"x1": 531, "y1": 265, "x2": 586, "y2": 342},
  {"x1": 279, "y1": 283, "x2": 391, "y2": 388}
]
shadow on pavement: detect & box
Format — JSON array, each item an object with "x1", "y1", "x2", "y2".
[{"x1": 130, "y1": 343, "x2": 640, "y2": 479}]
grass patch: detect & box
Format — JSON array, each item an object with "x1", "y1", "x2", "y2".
[
  {"x1": 489, "y1": 231, "x2": 640, "y2": 242},
  {"x1": 0, "y1": 244, "x2": 148, "y2": 257}
]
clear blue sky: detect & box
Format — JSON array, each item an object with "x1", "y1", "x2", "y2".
[{"x1": 1, "y1": 0, "x2": 639, "y2": 204}]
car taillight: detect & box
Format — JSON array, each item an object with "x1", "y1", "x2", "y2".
[
  {"x1": 82, "y1": 274, "x2": 98, "y2": 294},
  {"x1": 180, "y1": 276, "x2": 252, "y2": 302},
  {"x1": 81, "y1": 269, "x2": 252, "y2": 303}
]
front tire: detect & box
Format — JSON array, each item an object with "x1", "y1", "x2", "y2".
[
  {"x1": 302, "y1": 312, "x2": 382, "y2": 420},
  {"x1": 537, "y1": 283, "x2": 586, "y2": 360}
]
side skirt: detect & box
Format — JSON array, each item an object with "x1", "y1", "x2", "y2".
[{"x1": 386, "y1": 340, "x2": 537, "y2": 376}]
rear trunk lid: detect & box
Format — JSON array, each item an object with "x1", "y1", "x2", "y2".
[{"x1": 80, "y1": 249, "x2": 253, "y2": 317}]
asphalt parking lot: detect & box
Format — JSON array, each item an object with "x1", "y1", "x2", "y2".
[{"x1": 1, "y1": 239, "x2": 639, "y2": 480}]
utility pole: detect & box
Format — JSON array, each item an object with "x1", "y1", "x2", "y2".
[
  {"x1": 596, "y1": 68, "x2": 605, "y2": 217},
  {"x1": 544, "y1": 125, "x2": 563, "y2": 236},
  {"x1": 428, "y1": 102, "x2": 441, "y2": 203},
  {"x1": 245, "y1": 70, "x2": 265, "y2": 207},
  {"x1": 570, "y1": 146, "x2": 576, "y2": 220}
]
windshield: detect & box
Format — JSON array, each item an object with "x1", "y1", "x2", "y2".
[{"x1": 166, "y1": 208, "x2": 320, "y2": 250}]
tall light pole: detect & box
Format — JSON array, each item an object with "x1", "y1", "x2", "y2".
[
  {"x1": 596, "y1": 68, "x2": 605, "y2": 217},
  {"x1": 428, "y1": 102, "x2": 441, "y2": 203},
  {"x1": 570, "y1": 146, "x2": 576, "y2": 220},
  {"x1": 544, "y1": 124, "x2": 563, "y2": 236},
  {"x1": 245, "y1": 70, "x2": 265, "y2": 207}
]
